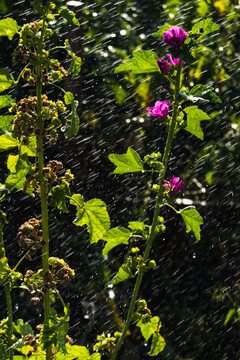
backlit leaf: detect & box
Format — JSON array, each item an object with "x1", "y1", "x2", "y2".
[
  {"x1": 112, "y1": 261, "x2": 134, "y2": 286},
  {"x1": 0, "y1": 115, "x2": 14, "y2": 133},
  {"x1": 59, "y1": 6, "x2": 80, "y2": 26},
  {"x1": 128, "y1": 221, "x2": 145, "y2": 235},
  {"x1": 7, "y1": 154, "x2": 19, "y2": 172},
  {"x1": 64, "y1": 40, "x2": 82, "y2": 79},
  {"x1": 65, "y1": 100, "x2": 79, "y2": 138},
  {"x1": 0, "y1": 17, "x2": 18, "y2": 40},
  {"x1": 20, "y1": 136, "x2": 37, "y2": 157},
  {"x1": 224, "y1": 308, "x2": 235, "y2": 325},
  {"x1": 152, "y1": 24, "x2": 172, "y2": 37},
  {"x1": 71, "y1": 195, "x2": 110, "y2": 243},
  {"x1": 0, "y1": 69, "x2": 15, "y2": 93},
  {"x1": 184, "y1": 106, "x2": 210, "y2": 140},
  {"x1": 102, "y1": 227, "x2": 131, "y2": 256},
  {"x1": 5, "y1": 154, "x2": 31, "y2": 192},
  {"x1": 0, "y1": 95, "x2": 13, "y2": 108},
  {"x1": 51, "y1": 183, "x2": 71, "y2": 213},
  {"x1": 64, "y1": 91, "x2": 74, "y2": 105},
  {"x1": 179, "y1": 206, "x2": 203, "y2": 242},
  {"x1": 0, "y1": 134, "x2": 19, "y2": 152},
  {"x1": 109, "y1": 147, "x2": 144, "y2": 174},
  {"x1": 191, "y1": 18, "x2": 220, "y2": 37},
  {"x1": 180, "y1": 84, "x2": 221, "y2": 103},
  {"x1": 115, "y1": 50, "x2": 159, "y2": 74},
  {"x1": 148, "y1": 332, "x2": 166, "y2": 356},
  {"x1": 137, "y1": 316, "x2": 161, "y2": 342}
]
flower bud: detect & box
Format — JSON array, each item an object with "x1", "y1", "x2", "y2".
[{"x1": 157, "y1": 58, "x2": 170, "y2": 74}]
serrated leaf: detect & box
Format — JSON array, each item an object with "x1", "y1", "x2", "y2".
[
  {"x1": 51, "y1": 183, "x2": 70, "y2": 213},
  {"x1": 109, "y1": 147, "x2": 144, "y2": 174},
  {"x1": 71, "y1": 196, "x2": 110, "y2": 243},
  {"x1": 14, "y1": 319, "x2": 34, "y2": 337},
  {"x1": 191, "y1": 18, "x2": 220, "y2": 37},
  {"x1": 0, "y1": 115, "x2": 14, "y2": 133},
  {"x1": 0, "y1": 134, "x2": 19, "y2": 152},
  {"x1": 148, "y1": 332, "x2": 166, "y2": 356},
  {"x1": 20, "y1": 135, "x2": 37, "y2": 157},
  {"x1": 112, "y1": 261, "x2": 134, "y2": 286},
  {"x1": 64, "y1": 91, "x2": 74, "y2": 105},
  {"x1": 137, "y1": 316, "x2": 161, "y2": 341},
  {"x1": 102, "y1": 227, "x2": 131, "y2": 256},
  {"x1": 59, "y1": 6, "x2": 80, "y2": 26},
  {"x1": 128, "y1": 221, "x2": 145, "y2": 234},
  {"x1": 5, "y1": 154, "x2": 31, "y2": 192},
  {"x1": 184, "y1": 106, "x2": 210, "y2": 140},
  {"x1": 152, "y1": 24, "x2": 172, "y2": 37},
  {"x1": 65, "y1": 100, "x2": 79, "y2": 138},
  {"x1": 184, "y1": 84, "x2": 221, "y2": 103},
  {"x1": 0, "y1": 94, "x2": 13, "y2": 109},
  {"x1": 0, "y1": 69, "x2": 15, "y2": 93},
  {"x1": 0, "y1": 18, "x2": 18, "y2": 40},
  {"x1": 114, "y1": 50, "x2": 159, "y2": 74},
  {"x1": 7, "y1": 154, "x2": 19, "y2": 172},
  {"x1": 179, "y1": 206, "x2": 203, "y2": 241},
  {"x1": 224, "y1": 308, "x2": 235, "y2": 325}
]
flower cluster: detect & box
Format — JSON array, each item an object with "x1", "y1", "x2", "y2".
[{"x1": 17, "y1": 218, "x2": 44, "y2": 260}]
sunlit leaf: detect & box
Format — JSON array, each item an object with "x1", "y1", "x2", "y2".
[
  {"x1": 191, "y1": 18, "x2": 220, "y2": 37},
  {"x1": 51, "y1": 183, "x2": 70, "y2": 213},
  {"x1": 114, "y1": 50, "x2": 159, "y2": 74},
  {"x1": 0, "y1": 115, "x2": 14, "y2": 133},
  {"x1": 152, "y1": 24, "x2": 172, "y2": 37},
  {"x1": 7, "y1": 154, "x2": 19, "y2": 172},
  {"x1": 102, "y1": 227, "x2": 131, "y2": 256},
  {"x1": 184, "y1": 106, "x2": 210, "y2": 140},
  {"x1": 111, "y1": 261, "x2": 134, "y2": 286},
  {"x1": 180, "y1": 84, "x2": 221, "y2": 103},
  {"x1": 59, "y1": 6, "x2": 80, "y2": 26},
  {"x1": 137, "y1": 316, "x2": 161, "y2": 341},
  {"x1": 0, "y1": 17, "x2": 18, "y2": 40},
  {"x1": 109, "y1": 147, "x2": 144, "y2": 174},
  {"x1": 20, "y1": 136, "x2": 37, "y2": 157},
  {"x1": 65, "y1": 100, "x2": 79, "y2": 138},
  {"x1": 71, "y1": 195, "x2": 110, "y2": 243},
  {"x1": 224, "y1": 308, "x2": 235, "y2": 325},
  {"x1": 64, "y1": 91, "x2": 74, "y2": 105},
  {"x1": 64, "y1": 40, "x2": 82, "y2": 79},
  {"x1": 128, "y1": 221, "x2": 145, "y2": 235},
  {"x1": 179, "y1": 206, "x2": 203, "y2": 242},
  {"x1": 148, "y1": 332, "x2": 166, "y2": 356},
  {"x1": 0, "y1": 134, "x2": 19, "y2": 152},
  {"x1": 5, "y1": 154, "x2": 31, "y2": 192},
  {"x1": 0, "y1": 94, "x2": 13, "y2": 109},
  {"x1": 0, "y1": 69, "x2": 15, "y2": 93}
]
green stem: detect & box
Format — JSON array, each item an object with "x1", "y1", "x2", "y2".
[
  {"x1": 0, "y1": 225, "x2": 13, "y2": 360},
  {"x1": 110, "y1": 60, "x2": 182, "y2": 360},
  {"x1": 36, "y1": 14, "x2": 51, "y2": 360}
]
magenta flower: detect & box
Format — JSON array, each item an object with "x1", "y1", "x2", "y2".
[
  {"x1": 167, "y1": 53, "x2": 184, "y2": 67},
  {"x1": 157, "y1": 58, "x2": 170, "y2": 74},
  {"x1": 147, "y1": 101, "x2": 170, "y2": 120},
  {"x1": 163, "y1": 26, "x2": 187, "y2": 47},
  {"x1": 163, "y1": 176, "x2": 184, "y2": 195}
]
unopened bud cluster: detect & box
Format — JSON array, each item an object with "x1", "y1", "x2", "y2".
[
  {"x1": 93, "y1": 332, "x2": 121, "y2": 354},
  {"x1": 17, "y1": 218, "x2": 44, "y2": 260}
]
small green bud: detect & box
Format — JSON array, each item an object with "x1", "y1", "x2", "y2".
[
  {"x1": 131, "y1": 247, "x2": 140, "y2": 254},
  {"x1": 158, "y1": 216, "x2": 164, "y2": 223},
  {"x1": 152, "y1": 184, "x2": 159, "y2": 192},
  {"x1": 148, "y1": 260, "x2": 156, "y2": 269}
]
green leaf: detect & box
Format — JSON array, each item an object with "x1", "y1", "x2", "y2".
[
  {"x1": 0, "y1": 94, "x2": 13, "y2": 109},
  {"x1": 0, "y1": 115, "x2": 14, "y2": 133},
  {"x1": 148, "y1": 332, "x2": 166, "y2": 356},
  {"x1": 0, "y1": 134, "x2": 19, "y2": 152},
  {"x1": 128, "y1": 221, "x2": 145, "y2": 235},
  {"x1": 51, "y1": 183, "x2": 70, "y2": 213},
  {"x1": 152, "y1": 24, "x2": 172, "y2": 37},
  {"x1": 5, "y1": 154, "x2": 31, "y2": 192},
  {"x1": 102, "y1": 227, "x2": 131, "y2": 256},
  {"x1": 224, "y1": 308, "x2": 235, "y2": 325},
  {"x1": 0, "y1": 69, "x2": 15, "y2": 93},
  {"x1": 191, "y1": 19, "x2": 220, "y2": 37},
  {"x1": 137, "y1": 316, "x2": 161, "y2": 342},
  {"x1": 13, "y1": 357, "x2": 26, "y2": 360},
  {"x1": 0, "y1": 256, "x2": 11, "y2": 282},
  {"x1": 90, "y1": 354, "x2": 101, "y2": 360},
  {"x1": 14, "y1": 319, "x2": 34, "y2": 337},
  {"x1": 64, "y1": 91, "x2": 74, "y2": 105},
  {"x1": 64, "y1": 40, "x2": 82, "y2": 79},
  {"x1": 111, "y1": 261, "x2": 134, "y2": 286},
  {"x1": 181, "y1": 84, "x2": 221, "y2": 103},
  {"x1": 7, "y1": 154, "x2": 19, "y2": 172},
  {"x1": 70, "y1": 195, "x2": 110, "y2": 243},
  {"x1": 40, "y1": 309, "x2": 69, "y2": 354},
  {"x1": 184, "y1": 106, "x2": 210, "y2": 140},
  {"x1": 0, "y1": 18, "x2": 18, "y2": 40},
  {"x1": 20, "y1": 136, "x2": 37, "y2": 157},
  {"x1": 59, "y1": 6, "x2": 80, "y2": 26},
  {"x1": 114, "y1": 50, "x2": 159, "y2": 74},
  {"x1": 109, "y1": 147, "x2": 144, "y2": 174},
  {"x1": 179, "y1": 206, "x2": 204, "y2": 242},
  {"x1": 65, "y1": 100, "x2": 79, "y2": 138}
]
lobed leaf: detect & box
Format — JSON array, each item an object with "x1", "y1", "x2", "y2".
[
  {"x1": 0, "y1": 94, "x2": 13, "y2": 109},
  {"x1": 0, "y1": 17, "x2": 18, "y2": 40},
  {"x1": 20, "y1": 135, "x2": 37, "y2": 157},
  {"x1": 184, "y1": 105, "x2": 210, "y2": 140},
  {"x1": 137, "y1": 316, "x2": 161, "y2": 341},
  {"x1": 51, "y1": 183, "x2": 71, "y2": 213},
  {"x1": 56, "y1": 344, "x2": 101, "y2": 360},
  {"x1": 128, "y1": 221, "x2": 145, "y2": 235},
  {"x1": 102, "y1": 227, "x2": 131, "y2": 256},
  {"x1": 59, "y1": 6, "x2": 80, "y2": 26},
  {"x1": 5, "y1": 154, "x2": 32, "y2": 193},
  {"x1": 0, "y1": 115, "x2": 15, "y2": 133},
  {"x1": 65, "y1": 100, "x2": 80, "y2": 138},
  {"x1": 179, "y1": 206, "x2": 203, "y2": 242},
  {"x1": 181, "y1": 84, "x2": 221, "y2": 103},
  {"x1": 0, "y1": 68, "x2": 15, "y2": 93},
  {"x1": 0, "y1": 134, "x2": 19, "y2": 152},
  {"x1": 109, "y1": 147, "x2": 144, "y2": 174},
  {"x1": 71, "y1": 195, "x2": 110, "y2": 243},
  {"x1": 111, "y1": 262, "x2": 134, "y2": 286},
  {"x1": 191, "y1": 19, "x2": 220, "y2": 37},
  {"x1": 114, "y1": 50, "x2": 159, "y2": 74},
  {"x1": 152, "y1": 24, "x2": 172, "y2": 37},
  {"x1": 148, "y1": 332, "x2": 166, "y2": 356}
]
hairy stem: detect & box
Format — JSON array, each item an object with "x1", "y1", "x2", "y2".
[
  {"x1": 0, "y1": 223, "x2": 13, "y2": 360},
  {"x1": 36, "y1": 14, "x2": 51, "y2": 360},
  {"x1": 110, "y1": 61, "x2": 182, "y2": 360}
]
